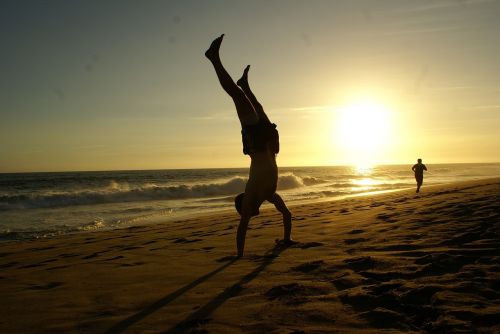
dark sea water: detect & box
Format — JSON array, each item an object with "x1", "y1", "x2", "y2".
[{"x1": 1, "y1": 163, "x2": 499, "y2": 241}]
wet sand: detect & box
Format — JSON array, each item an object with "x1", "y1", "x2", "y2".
[{"x1": 1, "y1": 178, "x2": 499, "y2": 333}]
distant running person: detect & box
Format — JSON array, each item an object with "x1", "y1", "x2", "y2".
[
  {"x1": 412, "y1": 158, "x2": 427, "y2": 193},
  {"x1": 205, "y1": 34, "x2": 292, "y2": 257}
]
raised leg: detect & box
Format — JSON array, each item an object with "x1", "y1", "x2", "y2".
[
  {"x1": 269, "y1": 193, "x2": 292, "y2": 242},
  {"x1": 237, "y1": 65, "x2": 271, "y2": 124},
  {"x1": 205, "y1": 35, "x2": 258, "y2": 126}
]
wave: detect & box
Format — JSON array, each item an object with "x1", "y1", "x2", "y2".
[
  {"x1": 0, "y1": 173, "x2": 316, "y2": 210},
  {"x1": 277, "y1": 173, "x2": 326, "y2": 189}
]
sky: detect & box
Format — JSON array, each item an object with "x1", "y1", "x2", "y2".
[{"x1": 1, "y1": 0, "x2": 500, "y2": 172}]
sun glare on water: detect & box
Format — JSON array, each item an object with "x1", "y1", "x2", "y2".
[{"x1": 333, "y1": 98, "x2": 393, "y2": 166}]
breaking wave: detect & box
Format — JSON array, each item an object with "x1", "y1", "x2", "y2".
[{"x1": 0, "y1": 173, "x2": 319, "y2": 210}]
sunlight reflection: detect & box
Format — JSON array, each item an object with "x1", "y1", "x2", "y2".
[
  {"x1": 351, "y1": 165, "x2": 380, "y2": 191},
  {"x1": 354, "y1": 164, "x2": 374, "y2": 176},
  {"x1": 352, "y1": 178, "x2": 379, "y2": 187}
]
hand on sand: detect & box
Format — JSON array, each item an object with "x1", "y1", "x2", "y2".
[{"x1": 275, "y1": 238, "x2": 299, "y2": 248}]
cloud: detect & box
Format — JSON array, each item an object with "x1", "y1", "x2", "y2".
[
  {"x1": 471, "y1": 105, "x2": 500, "y2": 110},
  {"x1": 391, "y1": 0, "x2": 495, "y2": 15},
  {"x1": 426, "y1": 84, "x2": 500, "y2": 94},
  {"x1": 189, "y1": 112, "x2": 233, "y2": 121},
  {"x1": 270, "y1": 105, "x2": 331, "y2": 115},
  {"x1": 430, "y1": 85, "x2": 483, "y2": 91}
]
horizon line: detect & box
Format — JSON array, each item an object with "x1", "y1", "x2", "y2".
[{"x1": 1, "y1": 161, "x2": 500, "y2": 175}]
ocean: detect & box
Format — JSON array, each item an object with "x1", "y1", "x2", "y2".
[{"x1": 1, "y1": 163, "x2": 499, "y2": 241}]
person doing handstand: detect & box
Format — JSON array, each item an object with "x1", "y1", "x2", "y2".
[{"x1": 205, "y1": 34, "x2": 292, "y2": 257}]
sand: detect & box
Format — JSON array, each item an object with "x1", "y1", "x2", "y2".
[{"x1": 1, "y1": 178, "x2": 499, "y2": 333}]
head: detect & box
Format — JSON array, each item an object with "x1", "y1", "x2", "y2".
[
  {"x1": 234, "y1": 193, "x2": 259, "y2": 217},
  {"x1": 417, "y1": 158, "x2": 422, "y2": 163}
]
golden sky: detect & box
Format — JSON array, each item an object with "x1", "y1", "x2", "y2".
[{"x1": 1, "y1": 0, "x2": 500, "y2": 172}]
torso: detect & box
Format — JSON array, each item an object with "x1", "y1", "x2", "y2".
[
  {"x1": 413, "y1": 164, "x2": 426, "y2": 176},
  {"x1": 247, "y1": 150, "x2": 278, "y2": 201}
]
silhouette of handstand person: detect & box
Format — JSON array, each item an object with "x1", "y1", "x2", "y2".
[
  {"x1": 205, "y1": 34, "x2": 292, "y2": 257},
  {"x1": 412, "y1": 158, "x2": 427, "y2": 193}
]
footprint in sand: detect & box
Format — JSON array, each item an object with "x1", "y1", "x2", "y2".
[
  {"x1": 292, "y1": 260, "x2": 325, "y2": 273},
  {"x1": 60, "y1": 253, "x2": 79, "y2": 258},
  {"x1": 46, "y1": 265, "x2": 71, "y2": 271},
  {"x1": 28, "y1": 281, "x2": 64, "y2": 290},
  {"x1": 375, "y1": 244, "x2": 420, "y2": 251},
  {"x1": 343, "y1": 256, "x2": 375, "y2": 271},
  {"x1": 376, "y1": 213, "x2": 398, "y2": 222},
  {"x1": 120, "y1": 262, "x2": 145, "y2": 267},
  {"x1": 149, "y1": 246, "x2": 168, "y2": 251},
  {"x1": 21, "y1": 259, "x2": 58, "y2": 269},
  {"x1": 340, "y1": 280, "x2": 447, "y2": 330},
  {"x1": 293, "y1": 241, "x2": 324, "y2": 249},
  {"x1": 28, "y1": 246, "x2": 55, "y2": 251},
  {"x1": 359, "y1": 308, "x2": 409, "y2": 329},
  {"x1": 265, "y1": 283, "x2": 331, "y2": 304},
  {"x1": 82, "y1": 252, "x2": 101, "y2": 259},
  {"x1": 180, "y1": 318, "x2": 212, "y2": 332},
  {"x1": 173, "y1": 237, "x2": 203, "y2": 244},
  {"x1": 21, "y1": 263, "x2": 43, "y2": 269},
  {"x1": 331, "y1": 273, "x2": 367, "y2": 291},
  {"x1": 344, "y1": 238, "x2": 367, "y2": 245},
  {"x1": 121, "y1": 246, "x2": 142, "y2": 250},
  {"x1": 0, "y1": 261, "x2": 19, "y2": 269}
]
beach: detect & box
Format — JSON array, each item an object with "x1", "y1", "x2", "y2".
[
  {"x1": 2, "y1": 163, "x2": 500, "y2": 241},
  {"x1": 1, "y1": 177, "x2": 499, "y2": 333}
]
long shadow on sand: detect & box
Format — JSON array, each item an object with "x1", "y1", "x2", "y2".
[
  {"x1": 162, "y1": 244, "x2": 288, "y2": 334},
  {"x1": 105, "y1": 258, "x2": 237, "y2": 334},
  {"x1": 106, "y1": 244, "x2": 287, "y2": 334}
]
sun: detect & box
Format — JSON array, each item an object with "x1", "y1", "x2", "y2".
[{"x1": 333, "y1": 98, "x2": 393, "y2": 165}]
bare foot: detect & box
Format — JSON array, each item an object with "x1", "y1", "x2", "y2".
[
  {"x1": 205, "y1": 34, "x2": 224, "y2": 61},
  {"x1": 237, "y1": 65, "x2": 251, "y2": 88}
]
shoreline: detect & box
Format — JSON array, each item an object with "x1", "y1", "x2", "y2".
[
  {"x1": 2, "y1": 176, "x2": 497, "y2": 245},
  {"x1": 1, "y1": 177, "x2": 499, "y2": 333}
]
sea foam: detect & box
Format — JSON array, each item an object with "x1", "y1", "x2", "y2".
[{"x1": 0, "y1": 173, "x2": 316, "y2": 210}]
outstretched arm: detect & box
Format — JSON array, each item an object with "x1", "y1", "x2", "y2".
[{"x1": 269, "y1": 193, "x2": 292, "y2": 241}]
